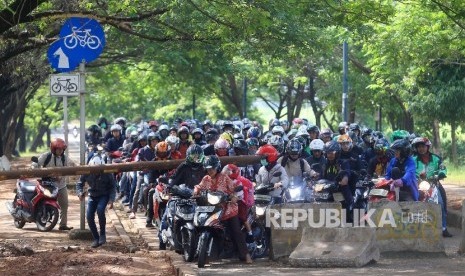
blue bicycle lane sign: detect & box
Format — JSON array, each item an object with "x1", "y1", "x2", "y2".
[{"x1": 47, "y1": 17, "x2": 105, "y2": 72}]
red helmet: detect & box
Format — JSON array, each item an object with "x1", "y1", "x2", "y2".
[
  {"x1": 256, "y1": 144, "x2": 279, "y2": 163},
  {"x1": 412, "y1": 137, "x2": 431, "y2": 148},
  {"x1": 223, "y1": 164, "x2": 240, "y2": 180},
  {"x1": 50, "y1": 138, "x2": 67, "y2": 154}
]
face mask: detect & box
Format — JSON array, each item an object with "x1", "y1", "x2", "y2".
[
  {"x1": 260, "y1": 159, "x2": 269, "y2": 166},
  {"x1": 100, "y1": 123, "x2": 106, "y2": 129}
]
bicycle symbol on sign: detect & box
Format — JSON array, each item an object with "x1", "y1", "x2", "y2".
[
  {"x1": 51, "y1": 78, "x2": 78, "y2": 93},
  {"x1": 64, "y1": 27, "x2": 101, "y2": 50}
]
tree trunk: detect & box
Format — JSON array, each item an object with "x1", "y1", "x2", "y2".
[
  {"x1": 451, "y1": 120, "x2": 458, "y2": 166},
  {"x1": 431, "y1": 119, "x2": 441, "y2": 156}
]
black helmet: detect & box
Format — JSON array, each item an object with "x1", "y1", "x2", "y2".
[
  {"x1": 203, "y1": 155, "x2": 221, "y2": 171},
  {"x1": 147, "y1": 132, "x2": 161, "y2": 143},
  {"x1": 87, "y1": 124, "x2": 100, "y2": 134},
  {"x1": 286, "y1": 138, "x2": 303, "y2": 155},
  {"x1": 205, "y1": 128, "x2": 219, "y2": 142},
  {"x1": 324, "y1": 140, "x2": 341, "y2": 154},
  {"x1": 307, "y1": 125, "x2": 320, "y2": 133},
  {"x1": 202, "y1": 120, "x2": 213, "y2": 128},
  {"x1": 349, "y1": 123, "x2": 360, "y2": 132},
  {"x1": 233, "y1": 133, "x2": 245, "y2": 140},
  {"x1": 138, "y1": 133, "x2": 148, "y2": 143},
  {"x1": 390, "y1": 138, "x2": 411, "y2": 159},
  {"x1": 186, "y1": 144, "x2": 205, "y2": 164},
  {"x1": 233, "y1": 139, "x2": 248, "y2": 155}
]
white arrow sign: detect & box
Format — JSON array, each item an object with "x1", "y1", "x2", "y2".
[{"x1": 53, "y1": 47, "x2": 69, "y2": 69}]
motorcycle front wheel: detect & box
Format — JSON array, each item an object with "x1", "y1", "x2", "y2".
[
  {"x1": 35, "y1": 204, "x2": 59, "y2": 232},
  {"x1": 182, "y1": 227, "x2": 196, "y2": 262},
  {"x1": 197, "y1": 231, "x2": 211, "y2": 268},
  {"x1": 14, "y1": 219, "x2": 26, "y2": 229}
]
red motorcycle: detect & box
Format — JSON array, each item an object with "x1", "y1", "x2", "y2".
[
  {"x1": 368, "y1": 178, "x2": 396, "y2": 202},
  {"x1": 6, "y1": 177, "x2": 60, "y2": 232}
]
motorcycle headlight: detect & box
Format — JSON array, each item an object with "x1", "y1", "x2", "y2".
[
  {"x1": 44, "y1": 189, "x2": 52, "y2": 197},
  {"x1": 207, "y1": 193, "x2": 222, "y2": 205},
  {"x1": 289, "y1": 187, "x2": 301, "y2": 198},
  {"x1": 256, "y1": 206, "x2": 266, "y2": 217}
]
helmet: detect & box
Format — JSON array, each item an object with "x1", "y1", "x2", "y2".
[
  {"x1": 233, "y1": 133, "x2": 245, "y2": 140},
  {"x1": 338, "y1": 122, "x2": 348, "y2": 134},
  {"x1": 50, "y1": 138, "x2": 67, "y2": 154},
  {"x1": 374, "y1": 142, "x2": 388, "y2": 155},
  {"x1": 390, "y1": 138, "x2": 411, "y2": 158},
  {"x1": 114, "y1": 117, "x2": 127, "y2": 126},
  {"x1": 147, "y1": 132, "x2": 161, "y2": 143},
  {"x1": 97, "y1": 117, "x2": 109, "y2": 129},
  {"x1": 203, "y1": 155, "x2": 221, "y2": 171},
  {"x1": 292, "y1": 118, "x2": 303, "y2": 125},
  {"x1": 159, "y1": 124, "x2": 169, "y2": 132},
  {"x1": 391, "y1": 130, "x2": 409, "y2": 142},
  {"x1": 222, "y1": 163, "x2": 240, "y2": 180},
  {"x1": 214, "y1": 138, "x2": 230, "y2": 150},
  {"x1": 205, "y1": 128, "x2": 219, "y2": 142},
  {"x1": 309, "y1": 139, "x2": 325, "y2": 151},
  {"x1": 88, "y1": 155, "x2": 104, "y2": 166},
  {"x1": 233, "y1": 139, "x2": 248, "y2": 155},
  {"x1": 87, "y1": 124, "x2": 100, "y2": 134},
  {"x1": 280, "y1": 119, "x2": 289, "y2": 130},
  {"x1": 412, "y1": 137, "x2": 432, "y2": 148},
  {"x1": 138, "y1": 133, "x2": 148, "y2": 143},
  {"x1": 286, "y1": 138, "x2": 303, "y2": 155},
  {"x1": 247, "y1": 127, "x2": 262, "y2": 138},
  {"x1": 268, "y1": 135, "x2": 284, "y2": 154},
  {"x1": 246, "y1": 138, "x2": 260, "y2": 148},
  {"x1": 349, "y1": 123, "x2": 360, "y2": 132},
  {"x1": 324, "y1": 140, "x2": 341, "y2": 154},
  {"x1": 130, "y1": 130, "x2": 138, "y2": 140},
  {"x1": 222, "y1": 120, "x2": 234, "y2": 132},
  {"x1": 319, "y1": 128, "x2": 333, "y2": 140},
  {"x1": 165, "y1": 135, "x2": 180, "y2": 150},
  {"x1": 110, "y1": 124, "x2": 122, "y2": 132},
  {"x1": 271, "y1": 125, "x2": 285, "y2": 137},
  {"x1": 219, "y1": 132, "x2": 233, "y2": 146},
  {"x1": 155, "y1": 141, "x2": 171, "y2": 159},
  {"x1": 148, "y1": 120, "x2": 158, "y2": 128},
  {"x1": 177, "y1": 126, "x2": 189, "y2": 136},
  {"x1": 295, "y1": 135, "x2": 308, "y2": 148},
  {"x1": 268, "y1": 118, "x2": 281, "y2": 130},
  {"x1": 256, "y1": 144, "x2": 279, "y2": 163},
  {"x1": 287, "y1": 128, "x2": 298, "y2": 140},
  {"x1": 337, "y1": 134, "x2": 352, "y2": 144},
  {"x1": 186, "y1": 144, "x2": 205, "y2": 164},
  {"x1": 307, "y1": 125, "x2": 320, "y2": 133},
  {"x1": 361, "y1": 128, "x2": 373, "y2": 138},
  {"x1": 191, "y1": 128, "x2": 204, "y2": 135},
  {"x1": 202, "y1": 120, "x2": 213, "y2": 128}
]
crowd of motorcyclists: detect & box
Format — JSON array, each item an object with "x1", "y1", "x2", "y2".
[{"x1": 78, "y1": 115, "x2": 452, "y2": 264}]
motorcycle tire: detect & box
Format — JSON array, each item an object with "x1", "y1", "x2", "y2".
[
  {"x1": 35, "y1": 204, "x2": 59, "y2": 232},
  {"x1": 14, "y1": 219, "x2": 26, "y2": 229},
  {"x1": 182, "y1": 228, "x2": 196, "y2": 262},
  {"x1": 252, "y1": 224, "x2": 269, "y2": 258},
  {"x1": 197, "y1": 231, "x2": 210, "y2": 268}
]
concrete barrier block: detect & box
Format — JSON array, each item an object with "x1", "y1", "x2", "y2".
[
  {"x1": 269, "y1": 202, "x2": 342, "y2": 260},
  {"x1": 289, "y1": 227, "x2": 379, "y2": 267},
  {"x1": 369, "y1": 201, "x2": 444, "y2": 253}
]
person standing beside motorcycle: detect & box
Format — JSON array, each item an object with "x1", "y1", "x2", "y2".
[
  {"x1": 194, "y1": 156, "x2": 253, "y2": 264},
  {"x1": 385, "y1": 138, "x2": 419, "y2": 201},
  {"x1": 412, "y1": 137, "x2": 451, "y2": 237},
  {"x1": 76, "y1": 155, "x2": 116, "y2": 247},
  {"x1": 36, "y1": 138, "x2": 76, "y2": 231},
  {"x1": 255, "y1": 144, "x2": 289, "y2": 204}
]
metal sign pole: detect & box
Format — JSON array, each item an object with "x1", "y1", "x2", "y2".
[
  {"x1": 79, "y1": 62, "x2": 86, "y2": 230},
  {"x1": 63, "y1": 96, "x2": 69, "y2": 188}
]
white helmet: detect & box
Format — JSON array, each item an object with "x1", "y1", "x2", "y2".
[
  {"x1": 110, "y1": 124, "x2": 122, "y2": 132},
  {"x1": 309, "y1": 139, "x2": 325, "y2": 151},
  {"x1": 89, "y1": 155, "x2": 104, "y2": 166}
]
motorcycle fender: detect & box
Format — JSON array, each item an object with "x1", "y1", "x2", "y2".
[{"x1": 42, "y1": 199, "x2": 60, "y2": 210}]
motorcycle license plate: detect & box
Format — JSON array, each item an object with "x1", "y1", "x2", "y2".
[
  {"x1": 333, "y1": 192, "x2": 344, "y2": 202},
  {"x1": 196, "y1": 206, "x2": 215, "y2": 213},
  {"x1": 370, "y1": 189, "x2": 389, "y2": 197}
]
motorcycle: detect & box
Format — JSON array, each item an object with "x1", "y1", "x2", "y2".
[
  {"x1": 351, "y1": 176, "x2": 375, "y2": 212},
  {"x1": 247, "y1": 171, "x2": 282, "y2": 259},
  {"x1": 312, "y1": 179, "x2": 340, "y2": 202},
  {"x1": 160, "y1": 185, "x2": 197, "y2": 262},
  {"x1": 418, "y1": 174, "x2": 441, "y2": 204},
  {"x1": 193, "y1": 186, "x2": 243, "y2": 268},
  {"x1": 6, "y1": 158, "x2": 60, "y2": 232},
  {"x1": 282, "y1": 173, "x2": 314, "y2": 203}
]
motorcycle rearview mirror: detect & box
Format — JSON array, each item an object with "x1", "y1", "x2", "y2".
[{"x1": 31, "y1": 156, "x2": 39, "y2": 163}]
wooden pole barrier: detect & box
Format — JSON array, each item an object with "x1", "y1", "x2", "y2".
[{"x1": 0, "y1": 155, "x2": 262, "y2": 181}]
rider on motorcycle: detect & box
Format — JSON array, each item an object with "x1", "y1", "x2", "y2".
[
  {"x1": 255, "y1": 144, "x2": 289, "y2": 204},
  {"x1": 412, "y1": 137, "x2": 451, "y2": 237},
  {"x1": 385, "y1": 138, "x2": 419, "y2": 201},
  {"x1": 193, "y1": 156, "x2": 253, "y2": 264},
  {"x1": 277, "y1": 138, "x2": 316, "y2": 180}
]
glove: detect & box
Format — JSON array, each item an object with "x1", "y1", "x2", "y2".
[{"x1": 438, "y1": 172, "x2": 446, "y2": 179}]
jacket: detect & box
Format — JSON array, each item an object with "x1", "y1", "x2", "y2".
[
  {"x1": 76, "y1": 173, "x2": 117, "y2": 202},
  {"x1": 385, "y1": 156, "x2": 419, "y2": 201},
  {"x1": 37, "y1": 152, "x2": 76, "y2": 189},
  {"x1": 256, "y1": 163, "x2": 289, "y2": 197}
]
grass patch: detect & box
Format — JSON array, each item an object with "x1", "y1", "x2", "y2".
[{"x1": 442, "y1": 161, "x2": 465, "y2": 186}]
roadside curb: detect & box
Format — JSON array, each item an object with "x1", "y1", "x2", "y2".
[{"x1": 112, "y1": 201, "x2": 199, "y2": 275}]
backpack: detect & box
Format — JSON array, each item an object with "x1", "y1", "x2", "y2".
[
  {"x1": 43, "y1": 152, "x2": 65, "y2": 168},
  {"x1": 281, "y1": 156, "x2": 305, "y2": 175}
]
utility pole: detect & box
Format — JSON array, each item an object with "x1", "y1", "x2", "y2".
[
  {"x1": 243, "y1": 78, "x2": 247, "y2": 118},
  {"x1": 342, "y1": 41, "x2": 349, "y2": 122}
]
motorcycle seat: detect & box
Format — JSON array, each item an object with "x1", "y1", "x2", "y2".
[{"x1": 19, "y1": 182, "x2": 36, "y2": 193}]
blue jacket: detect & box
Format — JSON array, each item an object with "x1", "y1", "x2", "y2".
[{"x1": 385, "y1": 156, "x2": 418, "y2": 201}]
